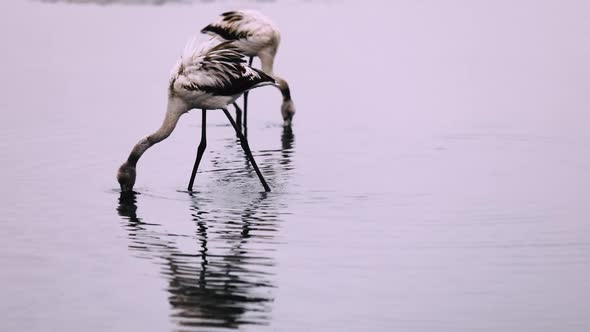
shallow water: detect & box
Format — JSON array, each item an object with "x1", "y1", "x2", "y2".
[{"x1": 2, "y1": 0, "x2": 590, "y2": 331}]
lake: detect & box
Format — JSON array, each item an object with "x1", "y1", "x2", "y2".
[{"x1": 1, "y1": 0, "x2": 590, "y2": 331}]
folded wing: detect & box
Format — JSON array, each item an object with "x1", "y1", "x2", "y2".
[{"x1": 170, "y1": 39, "x2": 275, "y2": 96}]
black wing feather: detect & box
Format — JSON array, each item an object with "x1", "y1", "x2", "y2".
[
  {"x1": 197, "y1": 67, "x2": 275, "y2": 96},
  {"x1": 201, "y1": 11, "x2": 250, "y2": 40}
]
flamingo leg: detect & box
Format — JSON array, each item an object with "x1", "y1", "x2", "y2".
[
  {"x1": 223, "y1": 108, "x2": 270, "y2": 192},
  {"x1": 233, "y1": 102, "x2": 243, "y2": 135},
  {"x1": 242, "y1": 56, "x2": 254, "y2": 137},
  {"x1": 187, "y1": 109, "x2": 207, "y2": 191}
]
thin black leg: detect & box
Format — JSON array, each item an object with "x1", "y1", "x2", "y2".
[
  {"x1": 242, "y1": 56, "x2": 254, "y2": 138},
  {"x1": 223, "y1": 109, "x2": 270, "y2": 192},
  {"x1": 188, "y1": 109, "x2": 207, "y2": 191},
  {"x1": 233, "y1": 102, "x2": 242, "y2": 134},
  {"x1": 233, "y1": 102, "x2": 243, "y2": 135}
]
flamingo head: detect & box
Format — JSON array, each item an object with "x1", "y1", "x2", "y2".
[
  {"x1": 117, "y1": 162, "x2": 136, "y2": 193},
  {"x1": 281, "y1": 99, "x2": 295, "y2": 127}
]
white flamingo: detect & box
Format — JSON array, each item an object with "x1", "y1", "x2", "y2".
[
  {"x1": 117, "y1": 39, "x2": 275, "y2": 193},
  {"x1": 201, "y1": 10, "x2": 295, "y2": 129}
]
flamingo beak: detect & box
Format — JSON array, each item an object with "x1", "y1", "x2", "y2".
[{"x1": 283, "y1": 113, "x2": 294, "y2": 127}]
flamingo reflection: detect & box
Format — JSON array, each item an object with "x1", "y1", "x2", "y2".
[
  {"x1": 117, "y1": 192, "x2": 279, "y2": 329},
  {"x1": 115, "y1": 125, "x2": 295, "y2": 329}
]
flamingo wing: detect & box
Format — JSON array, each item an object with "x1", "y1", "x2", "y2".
[{"x1": 170, "y1": 40, "x2": 275, "y2": 96}]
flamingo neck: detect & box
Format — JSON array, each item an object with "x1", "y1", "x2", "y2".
[
  {"x1": 126, "y1": 96, "x2": 188, "y2": 167},
  {"x1": 258, "y1": 52, "x2": 291, "y2": 100},
  {"x1": 259, "y1": 53, "x2": 275, "y2": 76},
  {"x1": 274, "y1": 76, "x2": 292, "y2": 102}
]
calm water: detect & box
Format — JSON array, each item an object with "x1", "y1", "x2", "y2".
[{"x1": 2, "y1": 0, "x2": 590, "y2": 331}]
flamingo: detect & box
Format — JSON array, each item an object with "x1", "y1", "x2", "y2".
[
  {"x1": 117, "y1": 39, "x2": 274, "y2": 193},
  {"x1": 201, "y1": 10, "x2": 296, "y2": 130}
]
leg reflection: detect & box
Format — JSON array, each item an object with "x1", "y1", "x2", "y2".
[
  {"x1": 116, "y1": 191, "x2": 279, "y2": 329},
  {"x1": 280, "y1": 126, "x2": 295, "y2": 168}
]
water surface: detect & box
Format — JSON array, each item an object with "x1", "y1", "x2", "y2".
[{"x1": 1, "y1": 0, "x2": 590, "y2": 331}]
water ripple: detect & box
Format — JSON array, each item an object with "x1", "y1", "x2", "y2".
[{"x1": 115, "y1": 126, "x2": 294, "y2": 330}]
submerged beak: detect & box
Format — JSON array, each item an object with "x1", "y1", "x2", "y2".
[
  {"x1": 283, "y1": 113, "x2": 294, "y2": 127},
  {"x1": 120, "y1": 183, "x2": 133, "y2": 193},
  {"x1": 117, "y1": 163, "x2": 136, "y2": 193}
]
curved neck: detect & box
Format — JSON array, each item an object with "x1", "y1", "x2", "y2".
[
  {"x1": 258, "y1": 52, "x2": 292, "y2": 101},
  {"x1": 126, "y1": 96, "x2": 188, "y2": 167},
  {"x1": 274, "y1": 76, "x2": 292, "y2": 102},
  {"x1": 259, "y1": 52, "x2": 275, "y2": 76}
]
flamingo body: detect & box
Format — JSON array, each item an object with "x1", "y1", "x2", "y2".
[
  {"x1": 202, "y1": 10, "x2": 280, "y2": 62},
  {"x1": 202, "y1": 10, "x2": 295, "y2": 126},
  {"x1": 117, "y1": 39, "x2": 274, "y2": 192},
  {"x1": 169, "y1": 40, "x2": 275, "y2": 109}
]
